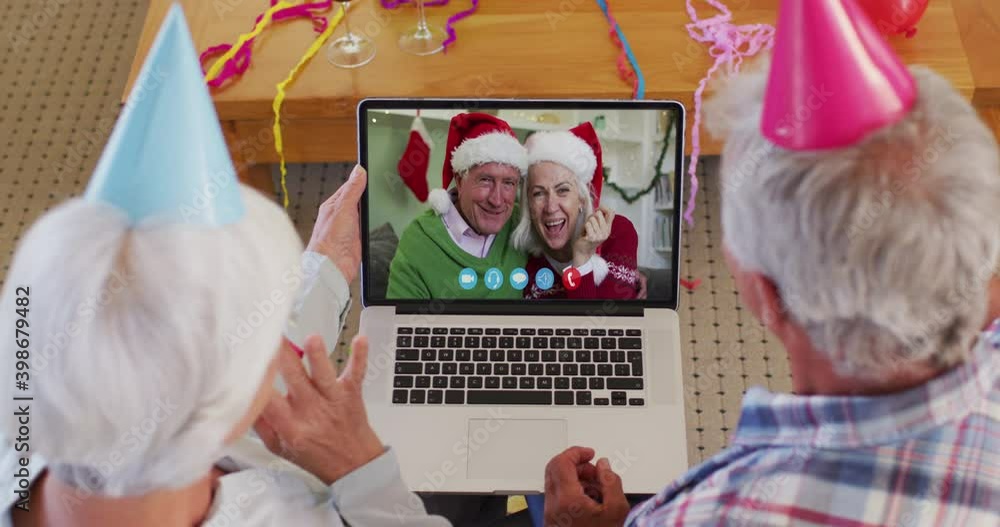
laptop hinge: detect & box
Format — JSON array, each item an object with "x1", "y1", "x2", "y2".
[{"x1": 393, "y1": 303, "x2": 646, "y2": 317}]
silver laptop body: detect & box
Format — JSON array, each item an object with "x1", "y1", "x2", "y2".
[{"x1": 358, "y1": 99, "x2": 688, "y2": 494}]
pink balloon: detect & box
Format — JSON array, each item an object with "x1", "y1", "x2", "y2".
[{"x1": 855, "y1": 0, "x2": 930, "y2": 37}]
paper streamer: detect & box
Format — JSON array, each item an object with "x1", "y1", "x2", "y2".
[
  {"x1": 202, "y1": 1, "x2": 335, "y2": 88},
  {"x1": 683, "y1": 0, "x2": 774, "y2": 225},
  {"x1": 381, "y1": 0, "x2": 450, "y2": 8},
  {"x1": 595, "y1": 0, "x2": 644, "y2": 99},
  {"x1": 273, "y1": 7, "x2": 346, "y2": 208},
  {"x1": 378, "y1": 0, "x2": 478, "y2": 51},
  {"x1": 441, "y1": 1, "x2": 479, "y2": 50},
  {"x1": 680, "y1": 278, "x2": 702, "y2": 291}
]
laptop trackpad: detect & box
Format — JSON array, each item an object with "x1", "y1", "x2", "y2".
[{"x1": 466, "y1": 419, "x2": 567, "y2": 481}]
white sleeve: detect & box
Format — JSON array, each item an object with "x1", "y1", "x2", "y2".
[
  {"x1": 285, "y1": 251, "x2": 353, "y2": 353},
  {"x1": 332, "y1": 448, "x2": 452, "y2": 527}
]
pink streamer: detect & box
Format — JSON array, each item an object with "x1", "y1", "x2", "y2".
[
  {"x1": 381, "y1": 0, "x2": 450, "y2": 8},
  {"x1": 682, "y1": 0, "x2": 774, "y2": 225},
  {"x1": 201, "y1": 0, "x2": 333, "y2": 88},
  {"x1": 379, "y1": 0, "x2": 479, "y2": 51},
  {"x1": 442, "y1": 0, "x2": 479, "y2": 50}
]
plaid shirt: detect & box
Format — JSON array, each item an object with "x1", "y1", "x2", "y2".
[{"x1": 627, "y1": 322, "x2": 1000, "y2": 527}]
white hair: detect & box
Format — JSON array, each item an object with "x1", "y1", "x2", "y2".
[
  {"x1": 511, "y1": 162, "x2": 594, "y2": 257},
  {"x1": 0, "y1": 185, "x2": 303, "y2": 496},
  {"x1": 708, "y1": 64, "x2": 1000, "y2": 377}
]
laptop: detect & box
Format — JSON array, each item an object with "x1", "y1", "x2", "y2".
[{"x1": 358, "y1": 99, "x2": 687, "y2": 494}]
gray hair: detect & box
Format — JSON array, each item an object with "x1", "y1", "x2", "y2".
[
  {"x1": 0, "y1": 186, "x2": 303, "y2": 496},
  {"x1": 511, "y1": 164, "x2": 595, "y2": 257},
  {"x1": 708, "y1": 65, "x2": 1000, "y2": 378}
]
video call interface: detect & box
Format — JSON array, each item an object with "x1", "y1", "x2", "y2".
[{"x1": 364, "y1": 106, "x2": 681, "y2": 303}]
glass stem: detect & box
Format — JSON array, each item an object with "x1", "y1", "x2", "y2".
[
  {"x1": 342, "y1": 2, "x2": 357, "y2": 44},
  {"x1": 416, "y1": 0, "x2": 429, "y2": 32}
]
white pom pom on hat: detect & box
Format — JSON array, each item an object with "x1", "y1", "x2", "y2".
[{"x1": 427, "y1": 188, "x2": 452, "y2": 215}]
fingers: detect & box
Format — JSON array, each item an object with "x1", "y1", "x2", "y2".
[
  {"x1": 277, "y1": 340, "x2": 315, "y2": 402},
  {"x1": 319, "y1": 165, "x2": 367, "y2": 212},
  {"x1": 564, "y1": 446, "x2": 596, "y2": 465},
  {"x1": 341, "y1": 165, "x2": 368, "y2": 203},
  {"x1": 341, "y1": 335, "x2": 370, "y2": 386},
  {"x1": 258, "y1": 387, "x2": 294, "y2": 439},
  {"x1": 599, "y1": 206, "x2": 616, "y2": 224},
  {"x1": 545, "y1": 446, "x2": 595, "y2": 495},
  {"x1": 586, "y1": 216, "x2": 600, "y2": 241},
  {"x1": 577, "y1": 461, "x2": 598, "y2": 483},
  {"x1": 593, "y1": 209, "x2": 605, "y2": 231},
  {"x1": 303, "y1": 335, "x2": 338, "y2": 396},
  {"x1": 596, "y1": 457, "x2": 630, "y2": 516},
  {"x1": 597, "y1": 208, "x2": 612, "y2": 235},
  {"x1": 253, "y1": 417, "x2": 282, "y2": 454}
]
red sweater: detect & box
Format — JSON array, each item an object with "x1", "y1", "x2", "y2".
[{"x1": 524, "y1": 215, "x2": 639, "y2": 300}]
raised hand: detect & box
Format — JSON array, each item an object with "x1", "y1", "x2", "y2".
[
  {"x1": 306, "y1": 165, "x2": 367, "y2": 283},
  {"x1": 254, "y1": 334, "x2": 384, "y2": 485},
  {"x1": 572, "y1": 207, "x2": 616, "y2": 268}
]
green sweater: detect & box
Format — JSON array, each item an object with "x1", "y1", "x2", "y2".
[{"x1": 387, "y1": 210, "x2": 527, "y2": 299}]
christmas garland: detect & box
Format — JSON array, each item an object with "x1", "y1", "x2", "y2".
[{"x1": 601, "y1": 111, "x2": 675, "y2": 205}]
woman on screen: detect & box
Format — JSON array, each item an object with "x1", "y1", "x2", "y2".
[{"x1": 511, "y1": 122, "x2": 639, "y2": 300}]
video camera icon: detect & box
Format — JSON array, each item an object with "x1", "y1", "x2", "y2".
[{"x1": 458, "y1": 268, "x2": 478, "y2": 290}]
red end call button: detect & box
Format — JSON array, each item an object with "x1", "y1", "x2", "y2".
[{"x1": 562, "y1": 267, "x2": 581, "y2": 291}]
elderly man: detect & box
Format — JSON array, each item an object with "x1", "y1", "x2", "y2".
[
  {"x1": 387, "y1": 113, "x2": 528, "y2": 299},
  {"x1": 540, "y1": 3, "x2": 1000, "y2": 526}
]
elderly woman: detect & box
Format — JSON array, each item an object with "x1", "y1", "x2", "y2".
[
  {"x1": 0, "y1": 171, "x2": 452, "y2": 527},
  {"x1": 512, "y1": 122, "x2": 640, "y2": 299},
  {"x1": 0, "y1": 7, "x2": 447, "y2": 526}
]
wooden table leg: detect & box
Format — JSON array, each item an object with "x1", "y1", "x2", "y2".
[
  {"x1": 222, "y1": 120, "x2": 276, "y2": 199},
  {"x1": 240, "y1": 164, "x2": 277, "y2": 200},
  {"x1": 979, "y1": 106, "x2": 1000, "y2": 144}
]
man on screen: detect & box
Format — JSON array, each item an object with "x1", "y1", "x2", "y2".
[{"x1": 387, "y1": 113, "x2": 528, "y2": 299}]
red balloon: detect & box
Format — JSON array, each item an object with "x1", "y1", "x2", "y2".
[{"x1": 854, "y1": 0, "x2": 930, "y2": 37}]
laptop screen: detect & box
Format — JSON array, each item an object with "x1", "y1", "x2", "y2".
[{"x1": 359, "y1": 100, "x2": 684, "y2": 310}]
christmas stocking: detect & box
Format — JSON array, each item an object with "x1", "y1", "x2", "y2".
[{"x1": 397, "y1": 115, "x2": 433, "y2": 202}]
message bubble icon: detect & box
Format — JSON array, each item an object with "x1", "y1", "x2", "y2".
[{"x1": 510, "y1": 268, "x2": 529, "y2": 290}]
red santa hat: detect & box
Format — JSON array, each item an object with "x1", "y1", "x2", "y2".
[
  {"x1": 524, "y1": 122, "x2": 604, "y2": 207},
  {"x1": 427, "y1": 113, "x2": 528, "y2": 215}
]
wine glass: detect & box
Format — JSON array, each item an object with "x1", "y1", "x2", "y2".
[
  {"x1": 398, "y1": 0, "x2": 447, "y2": 56},
  {"x1": 327, "y1": 0, "x2": 376, "y2": 68}
]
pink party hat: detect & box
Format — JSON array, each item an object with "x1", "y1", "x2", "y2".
[{"x1": 761, "y1": 0, "x2": 917, "y2": 150}]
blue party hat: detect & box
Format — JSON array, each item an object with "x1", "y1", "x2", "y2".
[{"x1": 85, "y1": 4, "x2": 244, "y2": 225}]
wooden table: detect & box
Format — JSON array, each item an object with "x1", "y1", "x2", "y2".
[
  {"x1": 952, "y1": 0, "x2": 1000, "y2": 140},
  {"x1": 125, "y1": 0, "x2": 975, "y2": 193}
]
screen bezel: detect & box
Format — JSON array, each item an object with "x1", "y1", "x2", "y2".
[{"x1": 358, "y1": 98, "x2": 685, "y2": 316}]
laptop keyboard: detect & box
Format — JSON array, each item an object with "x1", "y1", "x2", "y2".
[{"x1": 392, "y1": 326, "x2": 645, "y2": 406}]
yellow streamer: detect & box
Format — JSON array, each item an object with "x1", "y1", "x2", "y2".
[
  {"x1": 273, "y1": 7, "x2": 344, "y2": 208},
  {"x1": 203, "y1": 1, "x2": 296, "y2": 84}
]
